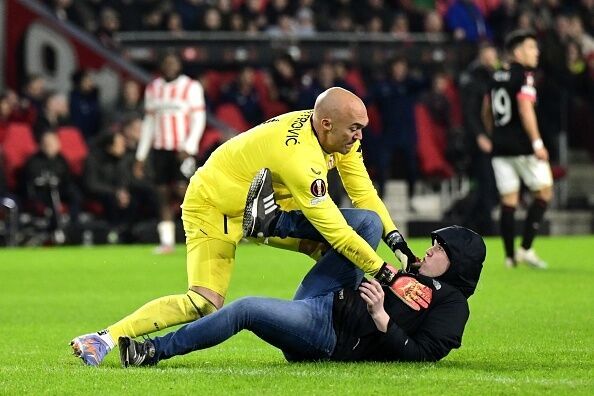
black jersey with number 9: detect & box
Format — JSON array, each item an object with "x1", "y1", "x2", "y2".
[{"x1": 489, "y1": 62, "x2": 537, "y2": 156}]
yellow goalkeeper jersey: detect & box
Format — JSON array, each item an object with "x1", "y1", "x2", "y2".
[{"x1": 182, "y1": 110, "x2": 398, "y2": 274}]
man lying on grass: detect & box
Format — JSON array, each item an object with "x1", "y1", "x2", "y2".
[{"x1": 119, "y1": 209, "x2": 486, "y2": 365}]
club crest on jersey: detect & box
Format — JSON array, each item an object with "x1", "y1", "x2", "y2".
[{"x1": 310, "y1": 179, "x2": 327, "y2": 197}]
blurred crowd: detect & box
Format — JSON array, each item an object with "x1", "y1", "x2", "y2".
[{"x1": 0, "y1": 0, "x2": 593, "y2": 245}]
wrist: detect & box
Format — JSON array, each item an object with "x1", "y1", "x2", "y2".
[
  {"x1": 375, "y1": 262, "x2": 397, "y2": 285},
  {"x1": 532, "y1": 138, "x2": 544, "y2": 151}
]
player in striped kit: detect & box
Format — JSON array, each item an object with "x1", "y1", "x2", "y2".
[{"x1": 135, "y1": 52, "x2": 206, "y2": 254}]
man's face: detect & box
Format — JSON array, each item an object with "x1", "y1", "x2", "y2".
[
  {"x1": 41, "y1": 133, "x2": 61, "y2": 158},
  {"x1": 418, "y1": 239, "x2": 451, "y2": 277},
  {"x1": 516, "y1": 38, "x2": 539, "y2": 68},
  {"x1": 319, "y1": 105, "x2": 368, "y2": 155},
  {"x1": 161, "y1": 55, "x2": 181, "y2": 80}
]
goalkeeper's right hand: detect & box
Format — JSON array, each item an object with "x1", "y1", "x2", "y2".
[{"x1": 374, "y1": 263, "x2": 432, "y2": 311}]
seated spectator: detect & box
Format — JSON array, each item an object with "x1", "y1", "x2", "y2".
[
  {"x1": 84, "y1": 133, "x2": 159, "y2": 240},
  {"x1": 269, "y1": 55, "x2": 300, "y2": 109},
  {"x1": 33, "y1": 92, "x2": 71, "y2": 142},
  {"x1": 69, "y1": 69, "x2": 101, "y2": 142},
  {"x1": 107, "y1": 79, "x2": 144, "y2": 127},
  {"x1": 297, "y1": 62, "x2": 354, "y2": 109},
  {"x1": 201, "y1": 7, "x2": 223, "y2": 31},
  {"x1": 424, "y1": 10, "x2": 445, "y2": 34},
  {"x1": 21, "y1": 130, "x2": 81, "y2": 243},
  {"x1": 220, "y1": 66, "x2": 264, "y2": 126},
  {"x1": 165, "y1": 12, "x2": 185, "y2": 36}
]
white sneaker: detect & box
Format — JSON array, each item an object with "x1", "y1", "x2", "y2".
[
  {"x1": 516, "y1": 247, "x2": 548, "y2": 269},
  {"x1": 504, "y1": 257, "x2": 517, "y2": 268}
]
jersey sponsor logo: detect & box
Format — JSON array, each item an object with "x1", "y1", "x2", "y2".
[
  {"x1": 310, "y1": 178, "x2": 327, "y2": 197},
  {"x1": 285, "y1": 111, "x2": 312, "y2": 146},
  {"x1": 311, "y1": 167, "x2": 322, "y2": 175},
  {"x1": 432, "y1": 279, "x2": 442, "y2": 290}
]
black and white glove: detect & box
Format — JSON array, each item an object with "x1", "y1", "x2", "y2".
[{"x1": 384, "y1": 230, "x2": 418, "y2": 272}]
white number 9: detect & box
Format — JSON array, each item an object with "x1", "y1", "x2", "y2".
[{"x1": 491, "y1": 88, "x2": 512, "y2": 127}]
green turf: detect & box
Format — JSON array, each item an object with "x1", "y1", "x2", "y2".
[{"x1": 0, "y1": 236, "x2": 593, "y2": 395}]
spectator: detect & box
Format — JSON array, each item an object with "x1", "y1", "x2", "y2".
[
  {"x1": 33, "y1": 92, "x2": 71, "y2": 142},
  {"x1": 389, "y1": 12, "x2": 412, "y2": 36},
  {"x1": 369, "y1": 57, "x2": 425, "y2": 199},
  {"x1": 84, "y1": 133, "x2": 158, "y2": 240},
  {"x1": 95, "y1": 7, "x2": 120, "y2": 50},
  {"x1": 69, "y1": 69, "x2": 101, "y2": 142},
  {"x1": 295, "y1": 7, "x2": 316, "y2": 35},
  {"x1": 22, "y1": 130, "x2": 82, "y2": 243},
  {"x1": 221, "y1": 66, "x2": 264, "y2": 126},
  {"x1": 174, "y1": 0, "x2": 206, "y2": 30},
  {"x1": 488, "y1": 0, "x2": 519, "y2": 46},
  {"x1": 165, "y1": 12, "x2": 185, "y2": 36},
  {"x1": 297, "y1": 62, "x2": 354, "y2": 109},
  {"x1": 445, "y1": 0, "x2": 492, "y2": 42},
  {"x1": 201, "y1": 7, "x2": 223, "y2": 31},
  {"x1": 108, "y1": 79, "x2": 144, "y2": 126},
  {"x1": 266, "y1": 0, "x2": 294, "y2": 27},
  {"x1": 228, "y1": 12, "x2": 246, "y2": 32},
  {"x1": 240, "y1": 0, "x2": 267, "y2": 31},
  {"x1": 270, "y1": 55, "x2": 300, "y2": 109},
  {"x1": 424, "y1": 10, "x2": 445, "y2": 34},
  {"x1": 47, "y1": 0, "x2": 86, "y2": 27}
]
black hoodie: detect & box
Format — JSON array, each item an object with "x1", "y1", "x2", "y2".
[{"x1": 330, "y1": 226, "x2": 486, "y2": 362}]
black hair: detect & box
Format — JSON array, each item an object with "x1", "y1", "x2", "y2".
[{"x1": 504, "y1": 29, "x2": 537, "y2": 53}]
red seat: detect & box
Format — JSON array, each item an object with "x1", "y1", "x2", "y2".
[
  {"x1": 1, "y1": 123, "x2": 38, "y2": 191},
  {"x1": 345, "y1": 69, "x2": 368, "y2": 97},
  {"x1": 414, "y1": 104, "x2": 454, "y2": 179},
  {"x1": 57, "y1": 126, "x2": 88, "y2": 176},
  {"x1": 215, "y1": 103, "x2": 251, "y2": 133},
  {"x1": 198, "y1": 127, "x2": 224, "y2": 158}
]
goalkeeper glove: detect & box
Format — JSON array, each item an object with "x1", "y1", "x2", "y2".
[
  {"x1": 384, "y1": 230, "x2": 419, "y2": 271},
  {"x1": 375, "y1": 263, "x2": 432, "y2": 311}
]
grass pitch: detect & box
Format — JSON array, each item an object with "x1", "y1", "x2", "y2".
[{"x1": 0, "y1": 236, "x2": 593, "y2": 395}]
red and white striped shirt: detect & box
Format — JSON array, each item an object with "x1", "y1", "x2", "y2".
[{"x1": 136, "y1": 74, "x2": 206, "y2": 161}]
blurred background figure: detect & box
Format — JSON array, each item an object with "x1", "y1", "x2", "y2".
[
  {"x1": 33, "y1": 92, "x2": 71, "y2": 142},
  {"x1": 459, "y1": 42, "x2": 500, "y2": 235},
  {"x1": 369, "y1": 57, "x2": 425, "y2": 201},
  {"x1": 84, "y1": 133, "x2": 159, "y2": 242},
  {"x1": 135, "y1": 52, "x2": 206, "y2": 254},
  {"x1": 21, "y1": 130, "x2": 81, "y2": 244},
  {"x1": 69, "y1": 69, "x2": 101, "y2": 142}
]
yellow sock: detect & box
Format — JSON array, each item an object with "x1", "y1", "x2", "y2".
[{"x1": 107, "y1": 290, "x2": 217, "y2": 341}]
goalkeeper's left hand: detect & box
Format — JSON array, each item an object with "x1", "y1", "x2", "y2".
[
  {"x1": 384, "y1": 230, "x2": 419, "y2": 271},
  {"x1": 374, "y1": 263, "x2": 432, "y2": 311}
]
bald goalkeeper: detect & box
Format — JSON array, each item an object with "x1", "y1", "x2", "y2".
[{"x1": 71, "y1": 87, "x2": 417, "y2": 366}]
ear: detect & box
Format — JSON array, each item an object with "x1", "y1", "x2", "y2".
[{"x1": 321, "y1": 118, "x2": 332, "y2": 132}]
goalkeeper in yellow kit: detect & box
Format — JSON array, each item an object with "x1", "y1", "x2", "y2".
[{"x1": 71, "y1": 87, "x2": 418, "y2": 366}]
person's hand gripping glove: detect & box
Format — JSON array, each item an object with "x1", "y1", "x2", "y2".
[
  {"x1": 384, "y1": 230, "x2": 419, "y2": 271},
  {"x1": 374, "y1": 263, "x2": 432, "y2": 311}
]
